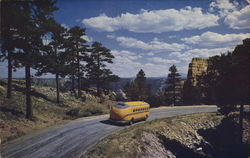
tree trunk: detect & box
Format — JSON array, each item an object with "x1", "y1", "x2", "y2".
[
  {"x1": 7, "y1": 52, "x2": 12, "y2": 98},
  {"x1": 77, "y1": 52, "x2": 81, "y2": 97},
  {"x1": 239, "y1": 104, "x2": 244, "y2": 143},
  {"x1": 78, "y1": 76, "x2": 81, "y2": 97},
  {"x1": 71, "y1": 74, "x2": 75, "y2": 91},
  {"x1": 56, "y1": 73, "x2": 60, "y2": 104},
  {"x1": 25, "y1": 65, "x2": 33, "y2": 120},
  {"x1": 173, "y1": 77, "x2": 176, "y2": 106},
  {"x1": 72, "y1": 75, "x2": 76, "y2": 95},
  {"x1": 97, "y1": 53, "x2": 100, "y2": 97}
]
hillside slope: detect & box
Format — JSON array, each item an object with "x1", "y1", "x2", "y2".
[
  {"x1": 0, "y1": 79, "x2": 116, "y2": 144},
  {"x1": 84, "y1": 113, "x2": 250, "y2": 158}
]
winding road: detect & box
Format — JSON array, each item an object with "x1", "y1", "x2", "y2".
[{"x1": 0, "y1": 105, "x2": 217, "y2": 158}]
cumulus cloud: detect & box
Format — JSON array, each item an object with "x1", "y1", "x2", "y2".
[
  {"x1": 209, "y1": 0, "x2": 239, "y2": 17},
  {"x1": 111, "y1": 50, "x2": 142, "y2": 60},
  {"x1": 224, "y1": 5, "x2": 250, "y2": 29},
  {"x1": 169, "y1": 47, "x2": 233, "y2": 61},
  {"x1": 82, "y1": 7, "x2": 219, "y2": 33},
  {"x1": 147, "y1": 52, "x2": 156, "y2": 56},
  {"x1": 150, "y1": 57, "x2": 180, "y2": 64},
  {"x1": 108, "y1": 49, "x2": 184, "y2": 77},
  {"x1": 209, "y1": 0, "x2": 250, "y2": 29},
  {"x1": 181, "y1": 31, "x2": 250, "y2": 47},
  {"x1": 112, "y1": 36, "x2": 188, "y2": 51}
]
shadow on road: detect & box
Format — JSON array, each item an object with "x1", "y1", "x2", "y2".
[{"x1": 100, "y1": 120, "x2": 128, "y2": 127}]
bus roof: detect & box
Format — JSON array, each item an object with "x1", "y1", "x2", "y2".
[{"x1": 124, "y1": 101, "x2": 149, "y2": 106}]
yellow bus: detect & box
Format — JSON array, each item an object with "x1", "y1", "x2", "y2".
[{"x1": 109, "y1": 101, "x2": 150, "y2": 125}]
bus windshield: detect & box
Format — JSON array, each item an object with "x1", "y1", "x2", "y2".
[{"x1": 114, "y1": 102, "x2": 129, "y2": 109}]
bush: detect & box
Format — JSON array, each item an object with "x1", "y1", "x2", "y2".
[
  {"x1": 66, "y1": 107, "x2": 80, "y2": 116},
  {"x1": 84, "y1": 106, "x2": 104, "y2": 116}
]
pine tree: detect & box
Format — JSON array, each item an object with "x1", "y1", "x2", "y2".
[
  {"x1": 165, "y1": 65, "x2": 182, "y2": 105},
  {"x1": 100, "y1": 69, "x2": 120, "y2": 94},
  {"x1": 134, "y1": 69, "x2": 151, "y2": 101},
  {"x1": 123, "y1": 69, "x2": 151, "y2": 101},
  {"x1": 1, "y1": 1, "x2": 25, "y2": 98},
  {"x1": 36, "y1": 21, "x2": 68, "y2": 103},
  {"x1": 123, "y1": 81, "x2": 137, "y2": 100},
  {"x1": 66, "y1": 26, "x2": 88, "y2": 98},
  {"x1": 86, "y1": 42, "x2": 115, "y2": 96},
  {"x1": 6, "y1": 0, "x2": 58, "y2": 120}
]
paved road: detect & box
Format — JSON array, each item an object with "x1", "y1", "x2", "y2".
[{"x1": 0, "y1": 105, "x2": 217, "y2": 158}]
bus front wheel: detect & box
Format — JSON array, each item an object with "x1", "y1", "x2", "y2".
[{"x1": 129, "y1": 118, "x2": 134, "y2": 125}]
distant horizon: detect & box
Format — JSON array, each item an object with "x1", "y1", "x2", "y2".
[{"x1": 0, "y1": 74, "x2": 188, "y2": 79}]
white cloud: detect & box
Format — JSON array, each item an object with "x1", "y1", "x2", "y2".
[
  {"x1": 209, "y1": 0, "x2": 250, "y2": 29},
  {"x1": 169, "y1": 47, "x2": 233, "y2": 61},
  {"x1": 111, "y1": 50, "x2": 142, "y2": 61},
  {"x1": 108, "y1": 49, "x2": 183, "y2": 77},
  {"x1": 150, "y1": 57, "x2": 180, "y2": 64},
  {"x1": 147, "y1": 52, "x2": 156, "y2": 56},
  {"x1": 82, "y1": 7, "x2": 219, "y2": 33},
  {"x1": 224, "y1": 5, "x2": 250, "y2": 29},
  {"x1": 114, "y1": 36, "x2": 187, "y2": 51},
  {"x1": 181, "y1": 31, "x2": 250, "y2": 47},
  {"x1": 209, "y1": 0, "x2": 239, "y2": 17},
  {"x1": 106, "y1": 34, "x2": 116, "y2": 39}
]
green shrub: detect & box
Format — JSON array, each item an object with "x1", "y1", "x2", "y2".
[
  {"x1": 66, "y1": 107, "x2": 80, "y2": 116},
  {"x1": 85, "y1": 106, "x2": 104, "y2": 115}
]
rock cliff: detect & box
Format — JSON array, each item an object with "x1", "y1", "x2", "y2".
[{"x1": 186, "y1": 58, "x2": 208, "y2": 86}]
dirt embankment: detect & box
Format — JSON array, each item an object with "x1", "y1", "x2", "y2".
[
  {"x1": 0, "y1": 79, "x2": 116, "y2": 144},
  {"x1": 84, "y1": 113, "x2": 250, "y2": 158}
]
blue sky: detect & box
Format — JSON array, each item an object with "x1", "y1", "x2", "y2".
[{"x1": 1, "y1": 0, "x2": 250, "y2": 78}]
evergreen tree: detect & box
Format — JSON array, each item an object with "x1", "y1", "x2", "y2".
[
  {"x1": 123, "y1": 81, "x2": 137, "y2": 100},
  {"x1": 165, "y1": 65, "x2": 182, "y2": 105},
  {"x1": 86, "y1": 42, "x2": 115, "y2": 96},
  {"x1": 5, "y1": 0, "x2": 58, "y2": 120},
  {"x1": 200, "y1": 39, "x2": 249, "y2": 142},
  {"x1": 134, "y1": 69, "x2": 151, "y2": 101},
  {"x1": 100, "y1": 69, "x2": 120, "y2": 94},
  {"x1": 183, "y1": 80, "x2": 202, "y2": 105},
  {"x1": 123, "y1": 69, "x2": 151, "y2": 101},
  {"x1": 35, "y1": 21, "x2": 68, "y2": 103},
  {"x1": 1, "y1": 1, "x2": 25, "y2": 98},
  {"x1": 66, "y1": 26, "x2": 88, "y2": 97}
]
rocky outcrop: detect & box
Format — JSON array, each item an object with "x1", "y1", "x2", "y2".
[
  {"x1": 183, "y1": 58, "x2": 208, "y2": 105},
  {"x1": 186, "y1": 58, "x2": 208, "y2": 86}
]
